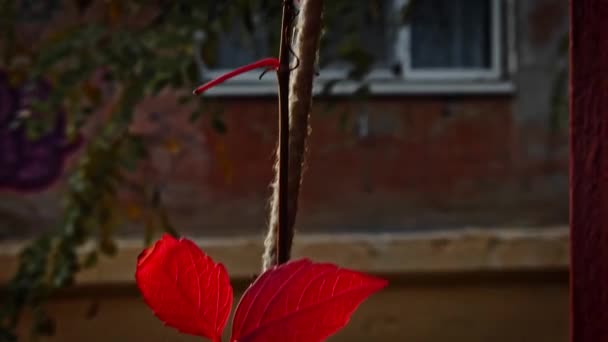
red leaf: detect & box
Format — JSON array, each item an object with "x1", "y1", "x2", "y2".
[
  {"x1": 135, "y1": 234, "x2": 233, "y2": 342},
  {"x1": 230, "y1": 258, "x2": 387, "y2": 342}
]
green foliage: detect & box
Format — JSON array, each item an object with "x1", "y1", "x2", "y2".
[
  {"x1": 0, "y1": 115, "x2": 140, "y2": 339},
  {"x1": 0, "y1": 1, "x2": 227, "y2": 338},
  {"x1": 0, "y1": 1, "x2": 404, "y2": 339}
]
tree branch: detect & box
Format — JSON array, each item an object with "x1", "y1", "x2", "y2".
[
  {"x1": 286, "y1": 0, "x2": 323, "y2": 237},
  {"x1": 263, "y1": 0, "x2": 295, "y2": 271},
  {"x1": 263, "y1": 0, "x2": 324, "y2": 271}
]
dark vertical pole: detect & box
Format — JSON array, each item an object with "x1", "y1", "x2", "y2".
[
  {"x1": 570, "y1": 1, "x2": 608, "y2": 341},
  {"x1": 276, "y1": 0, "x2": 295, "y2": 266}
]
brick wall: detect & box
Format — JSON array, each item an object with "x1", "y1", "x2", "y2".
[{"x1": 0, "y1": 0, "x2": 569, "y2": 239}]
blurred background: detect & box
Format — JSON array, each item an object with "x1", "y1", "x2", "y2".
[{"x1": 0, "y1": 1, "x2": 568, "y2": 341}]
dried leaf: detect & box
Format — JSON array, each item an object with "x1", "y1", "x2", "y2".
[
  {"x1": 135, "y1": 234, "x2": 233, "y2": 342},
  {"x1": 230, "y1": 258, "x2": 387, "y2": 342}
]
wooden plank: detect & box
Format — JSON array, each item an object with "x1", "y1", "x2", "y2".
[{"x1": 570, "y1": 1, "x2": 608, "y2": 341}]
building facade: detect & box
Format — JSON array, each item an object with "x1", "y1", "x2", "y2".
[{"x1": 0, "y1": 1, "x2": 570, "y2": 341}]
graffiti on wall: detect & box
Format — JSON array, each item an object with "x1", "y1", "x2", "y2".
[{"x1": 0, "y1": 71, "x2": 80, "y2": 192}]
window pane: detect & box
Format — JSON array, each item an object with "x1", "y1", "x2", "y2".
[
  {"x1": 210, "y1": 3, "x2": 393, "y2": 71},
  {"x1": 212, "y1": 20, "x2": 272, "y2": 69},
  {"x1": 410, "y1": 0, "x2": 492, "y2": 69},
  {"x1": 320, "y1": 2, "x2": 392, "y2": 69}
]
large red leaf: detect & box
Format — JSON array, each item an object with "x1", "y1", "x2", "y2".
[
  {"x1": 230, "y1": 258, "x2": 388, "y2": 342},
  {"x1": 135, "y1": 234, "x2": 233, "y2": 342}
]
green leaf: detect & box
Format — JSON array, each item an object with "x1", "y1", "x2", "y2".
[
  {"x1": 32, "y1": 309, "x2": 55, "y2": 337},
  {"x1": 178, "y1": 94, "x2": 191, "y2": 104},
  {"x1": 190, "y1": 108, "x2": 205, "y2": 123},
  {"x1": 99, "y1": 238, "x2": 117, "y2": 256},
  {"x1": 82, "y1": 251, "x2": 98, "y2": 269},
  {"x1": 211, "y1": 111, "x2": 227, "y2": 134},
  {"x1": 320, "y1": 79, "x2": 340, "y2": 97}
]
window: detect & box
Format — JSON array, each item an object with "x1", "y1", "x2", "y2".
[
  {"x1": 211, "y1": 15, "x2": 272, "y2": 69},
  {"x1": 196, "y1": 0, "x2": 506, "y2": 92},
  {"x1": 396, "y1": 0, "x2": 502, "y2": 80}
]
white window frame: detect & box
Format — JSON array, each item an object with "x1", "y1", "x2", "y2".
[
  {"x1": 195, "y1": 0, "x2": 509, "y2": 96},
  {"x1": 395, "y1": 0, "x2": 503, "y2": 81}
]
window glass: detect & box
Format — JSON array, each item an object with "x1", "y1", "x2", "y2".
[
  {"x1": 212, "y1": 18, "x2": 272, "y2": 69},
  {"x1": 208, "y1": 0, "x2": 497, "y2": 75},
  {"x1": 210, "y1": 2, "x2": 393, "y2": 71},
  {"x1": 319, "y1": 2, "x2": 392, "y2": 70},
  {"x1": 410, "y1": 0, "x2": 492, "y2": 69}
]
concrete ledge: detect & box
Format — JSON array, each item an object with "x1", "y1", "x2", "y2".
[
  {"x1": 0, "y1": 226, "x2": 569, "y2": 285},
  {"x1": 200, "y1": 80, "x2": 516, "y2": 97}
]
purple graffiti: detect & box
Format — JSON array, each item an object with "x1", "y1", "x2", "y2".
[{"x1": 0, "y1": 71, "x2": 81, "y2": 192}]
